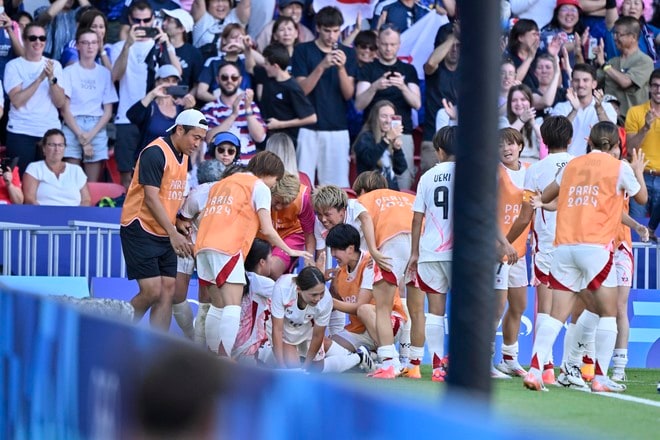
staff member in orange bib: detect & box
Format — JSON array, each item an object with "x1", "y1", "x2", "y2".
[
  {"x1": 524, "y1": 121, "x2": 647, "y2": 393},
  {"x1": 120, "y1": 109, "x2": 209, "y2": 330}
]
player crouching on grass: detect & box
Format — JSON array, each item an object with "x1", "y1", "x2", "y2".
[
  {"x1": 326, "y1": 223, "x2": 409, "y2": 374},
  {"x1": 267, "y1": 266, "x2": 373, "y2": 373},
  {"x1": 523, "y1": 122, "x2": 648, "y2": 393},
  {"x1": 405, "y1": 126, "x2": 456, "y2": 382}
]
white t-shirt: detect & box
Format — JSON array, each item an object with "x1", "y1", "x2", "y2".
[
  {"x1": 110, "y1": 39, "x2": 155, "y2": 124},
  {"x1": 234, "y1": 271, "x2": 275, "y2": 358},
  {"x1": 413, "y1": 161, "x2": 455, "y2": 262},
  {"x1": 179, "y1": 180, "x2": 216, "y2": 242},
  {"x1": 193, "y1": 10, "x2": 241, "y2": 48},
  {"x1": 4, "y1": 57, "x2": 63, "y2": 136},
  {"x1": 551, "y1": 100, "x2": 617, "y2": 157},
  {"x1": 270, "y1": 274, "x2": 332, "y2": 346},
  {"x1": 314, "y1": 199, "x2": 368, "y2": 250},
  {"x1": 524, "y1": 151, "x2": 573, "y2": 253},
  {"x1": 25, "y1": 160, "x2": 87, "y2": 206},
  {"x1": 62, "y1": 62, "x2": 118, "y2": 117}
]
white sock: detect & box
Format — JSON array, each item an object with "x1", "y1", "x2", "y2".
[
  {"x1": 573, "y1": 310, "x2": 599, "y2": 364},
  {"x1": 327, "y1": 310, "x2": 346, "y2": 336},
  {"x1": 399, "y1": 298, "x2": 411, "y2": 357},
  {"x1": 425, "y1": 313, "x2": 445, "y2": 366},
  {"x1": 530, "y1": 317, "x2": 563, "y2": 374},
  {"x1": 322, "y1": 353, "x2": 360, "y2": 373},
  {"x1": 172, "y1": 301, "x2": 194, "y2": 339},
  {"x1": 561, "y1": 323, "x2": 576, "y2": 366},
  {"x1": 409, "y1": 345, "x2": 425, "y2": 365},
  {"x1": 194, "y1": 303, "x2": 210, "y2": 346},
  {"x1": 502, "y1": 342, "x2": 519, "y2": 363},
  {"x1": 377, "y1": 344, "x2": 399, "y2": 368},
  {"x1": 205, "y1": 305, "x2": 224, "y2": 354},
  {"x1": 218, "y1": 305, "x2": 241, "y2": 357},
  {"x1": 326, "y1": 342, "x2": 351, "y2": 357},
  {"x1": 612, "y1": 348, "x2": 628, "y2": 371},
  {"x1": 536, "y1": 313, "x2": 552, "y2": 364},
  {"x1": 595, "y1": 317, "x2": 618, "y2": 378}
]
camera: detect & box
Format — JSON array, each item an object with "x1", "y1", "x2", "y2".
[
  {"x1": 136, "y1": 26, "x2": 159, "y2": 38},
  {"x1": 165, "y1": 85, "x2": 189, "y2": 98},
  {"x1": 1, "y1": 156, "x2": 18, "y2": 171}
]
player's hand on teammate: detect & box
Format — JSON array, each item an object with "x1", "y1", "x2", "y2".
[{"x1": 372, "y1": 250, "x2": 393, "y2": 272}]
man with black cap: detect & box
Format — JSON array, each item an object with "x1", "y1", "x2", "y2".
[{"x1": 120, "y1": 108, "x2": 208, "y2": 330}]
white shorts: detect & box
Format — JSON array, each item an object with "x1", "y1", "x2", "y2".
[
  {"x1": 196, "y1": 250, "x2": 246, "y2": 285},
  {"x1": 614, "y1": 245, "x2": 633, "y2": 288},
  {"x1": 417, "y1": 261, "x2": 451, "y2": 294},
  {"x1": 374, "y1": 233, "x2": 411, "y2": 286},
  {"x1": 494, "y1": 258, "x2": 528, "y2": 290},
  {"x1": 177, "y1": 255, "x2": 195, "y2": 275},
  {"x1": 296, "y1": 128, "x2": 349, "y2": 187},
  {"x1": 532, "y1": 249, "x2": 553, "y2": 287},
  {"x1": 297, "y1": 339, "x2": 325, "y2": 362},
  {"x1": 549, "y1": 244, "x2": 616, "y2": 292},
  {"x1": 334, "y1": 329, "x2": 378, "y2": 351}
]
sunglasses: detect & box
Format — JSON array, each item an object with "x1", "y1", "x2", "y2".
[
  {"x1": 27, "y1": 35, "x2": 47, "y2": 42},
  {"x1": 216, "y1": 147, "x2": 236, "y2": 155},
  {"x1": 357, "y1": 44, "x2": 377, "y2": 51},
  {"x1": 131, "y1": 16, "x2": 153, "y2": 24},
  {"x1": 220, "y1": 74, "x2": 240, "y2": 82}
]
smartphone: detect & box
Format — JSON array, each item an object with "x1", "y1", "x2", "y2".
[
  {"x1": 386, "y1": 71, "x2": 395, "y2": 79},
  {"x1": 136, "y1": 26, "x2": 159, "y2": 38},
  {"x1": 165, "y1": 85, "x2": 189, "y2": 98},
  {"x1": 588, "y1": 37, "x2": 598, "y2": 60},
  {"x1": 1, "y1": 156, "x2": 19, "y2": 171},
  {"x1": 390, "y1": 115, "x2": 402, "y2": 129}
]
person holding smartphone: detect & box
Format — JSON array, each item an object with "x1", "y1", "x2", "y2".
[
  {"x1": 0, "y1": 157, "x2": 23, "y2": 204},
  {"x1": 127, "y1": 64, "x2": 197, "y2": 159}
]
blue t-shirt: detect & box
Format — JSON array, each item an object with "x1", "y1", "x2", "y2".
[
  {"x1": 373, "y1": 1, "x2": 429, "y2": 33},
  {"x1": 291, "y1": 41, "x2": 358, "y2": 131}
]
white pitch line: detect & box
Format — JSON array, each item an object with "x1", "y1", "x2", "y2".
[{"x1": 593, "y1": 391, "x2": 660, "y2": 408}]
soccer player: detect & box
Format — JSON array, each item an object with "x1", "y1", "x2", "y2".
[
  {"x1": 195, "y1": 151, "x2": 312, "y2": 357},
  {"x1": 405, "y1": 126, "x2": 456, "y2": 382},
  {"x1": 524, "y1": 121, "x2": 647, "y2": 393},
  {"x1": 505, "y1": 116, "x2": 575, "y2": 384},
  {"x1": 269, "y1": 266, "x2": 372, "y2": 372},
  {"x1": 326, "y1": 223, "x2": 405, "y2": 370},
  {"x1": 493, "y1": 128, "x2": 531, "y2": 379}
]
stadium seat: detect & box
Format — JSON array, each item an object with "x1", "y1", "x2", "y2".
[{"x1": 88, "y1": 182, "x2": 126, "y2": 206}]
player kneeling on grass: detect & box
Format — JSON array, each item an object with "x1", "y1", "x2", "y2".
[
  {"x1": 405, "y1": 126, "x2": 456, "y2": 382},
  {"x1": 326, "y1": 223, "x2": 409, "y2": 374},
  {"x1": 269, "y1": 266, "x2": 372, "y2": 372},
  {"x1": 524, "y1": 122, "x2": 648, "y2": 393}
]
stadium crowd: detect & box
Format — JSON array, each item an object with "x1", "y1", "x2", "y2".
[{"x1": 1, "y1": 0, "x2": 659, "y2": 391}]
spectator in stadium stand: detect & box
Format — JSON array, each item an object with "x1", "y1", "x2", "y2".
[
  {"x1": 0, "y1": 9, "x2": 24, "y2": 83},
  {"x1": 420, "y1": 22, "x2": 459, "y2": 174},
  {"x1": 550, "y1": 63, "x2": 618, "y2": 156},
  {"x1": 539, "y1": 0, "x2": 585, "y2": 62},
  {"x1": 596, "y1": 16, "x2": 654, "y2": 117},
  {"x1": 23, "y1": 128, "x2": 91, "y2": 206},
  {"x1": 603, "y1": 0, "x2": 660, "y2": 68},
  {"x1": 291, "y1": 6, "x2": 358, "y2": 187},
  {"x1": 191, "y1": 0, "x2": 250, "y2": 54},
  {"x1": 34, "y1": 0, "x2": 92, "y2": 61},
  {"x1": 372, "y1": 0, "x2": 430, "y2": 33},
  {"x1": 201, "y1": 60, "x2": 267, "y2": 165},
  {"x1": 258, "y1": 43, "x2": 317, "y2": 149},
  {"x1": 265, "y1": 132, "x2": 313, "y2": 190},
  {"x1": 60, "y1": 28, "x2": 117, "y2": 183},
  {"x1": 353, "y1": 30, "x2": 378, "y2": 68},
  {"x1": 110, "y1": 1, "x2": 181, "y2": 188},
  {"x1": 352, "y1": 100, "x2": 407, "y2": 191},
  {"x1": 355, "y1": 25, "x2": 420, "y2": 190},
  {"x1": 161, "y1": 8, "x2": 204, "y2": 93},
  {"x1": 4, "y1": 23, "x2": 65, "y2": 176},
  {"x1": 503, "y1": 19, "x2": 543, "y2": 91},
  {"x1": 60, "y1": 8, "x2": 113, "y2": 70},
  {"x1": 119, "y1": 109, "x2": 208, "y2": 330},
  {"x1": 127, "y1": 65, "x2": 197, "y2": 158},
  {"x1": 0, "y1": 159, "x2": 23, "y2": 204},
  {"x1": 255, "y1": 0, "x2": 314, "y2": 52},
  {"x1": 510, "y1": 0, "x2": 556, "y2": 30},
  {"x1": 531, "y1": 52, "x2": 565, "y2": 112},
  {"x1": 626, "y1": 68, "x2": 660, "y2": 240}
]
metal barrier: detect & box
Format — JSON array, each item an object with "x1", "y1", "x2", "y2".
[{"x1": 632, "y1": 242, "x2": 659, "y2": 290}]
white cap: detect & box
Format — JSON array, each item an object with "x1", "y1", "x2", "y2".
[
  {"x1": 167, "y1": 109, "x2": 209, "y2": 132},
  {"x1": 156, "y1": 64, "x2": 181, "y2": 80},
  {"x1": 161, "y1": 8, "x2": 194, "y2": 33}
]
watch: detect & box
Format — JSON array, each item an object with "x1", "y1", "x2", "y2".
[{"x1": 49, "y1": 77, "x2": 58, "y2": 85}]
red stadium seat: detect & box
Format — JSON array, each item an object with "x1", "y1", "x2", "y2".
[{"x1": 88, "y1": 182, "x2": 126, "y2": 206}]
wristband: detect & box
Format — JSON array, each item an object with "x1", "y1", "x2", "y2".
[{"x1": 603, "y1": 64, "x2": 612, "y2": 72}]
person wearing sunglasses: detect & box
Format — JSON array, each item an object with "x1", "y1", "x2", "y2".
[
  {"x1": 206, "y1": 130, "x2": 241, "y2": 171},
  {"x1": 4, "y1": 23, "x2": 65, "y2": 176},
  {"x1": 201, "y1": 61, "x2": 267, "y2": 165}
]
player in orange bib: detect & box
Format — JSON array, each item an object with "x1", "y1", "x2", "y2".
[
  {"x1": 524, "y1": 121, "x2": 648, "y2": 393},
  {"x1": 120, "y1": 109, "x2": 208, "y2": 330},
  {"x1": 195, "y1": 151, "x2": 313, "y2": 357},
  {"x1": 352, "y1": 171, "x2": 421, "y2": 379}
]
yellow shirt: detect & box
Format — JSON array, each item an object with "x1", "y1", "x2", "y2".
[{"x1": 625, "y1": 101, "x2": 660, "y2": 170}]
